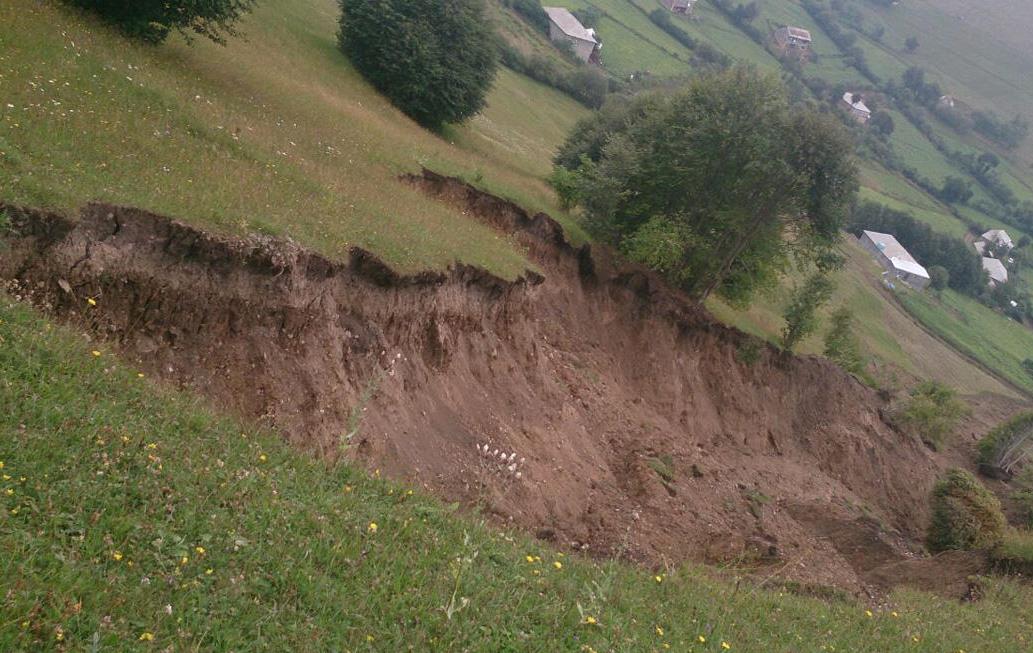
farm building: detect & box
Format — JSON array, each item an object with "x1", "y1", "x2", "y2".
[
  {"x1": 773, "y1": 25, "x2": 812, "y2": 61},
  {"x1": 976, "y1": 229, "x2": 1014, "y2": 253},
  {"x1": 858, "y1": 230, "x2": 930, "y2": 290},
  {"x1": 841, "y1": 92, "x2": 871, "y2": 124},
  {"x1": 543, "y1": 7, "x2": 600, "y2": 63},
  {"x1": 982, "y1": 257, "x2": 1009, "y2": 287},
  {"x1": 661, "y1": 0, "x2": 695, "y2": 13}
]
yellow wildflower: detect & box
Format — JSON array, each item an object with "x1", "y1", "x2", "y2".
[
  {"x1": 2, "y1": 475, "x2": 8, "y2": 481},
  {"x1": 655, "y1": 625, "x2": 664, "y2": 636},
  {"x1": 91, "y1": 350, "x2": 101, "y2": 357},
  {"x1": 206, "y1": 568, "x2": 214, "y2": 575},
  {"x1": 366, "y1": 634, "x2": 374, "y2": 642},
  {"x1": 195, "y1": 546, "x2": 206, "y2": 555},
  {"x1": 259, "y1": 454, "x2": 267, "y2": 463},
  {"x1": 55, "y1": 629, "x2": 64, "y2": 641},
  {"x1": 137, "y1": 373, "x2": 145, "y2": 378},
  {"x1": 865, "y1": 610, "x2": 873, "y2": 618},
  {"x1": 722, "y1": 642, "x2": 731, "y2": 650},
  {"x1": 368, "y1": 521, "x2": 378, "y2": 533},
  {"x1": 87, "y1": 298, "x2": 97, "y2": 306},
  {"x1": 655, "y1": 574, "x2": 664, "y2": 583},
  {"x1": 891, "y1": 611, "x2": 899, "y2": 618},
  {"x1": 525, "y1": 555, "x2": 535, "y2": 563},
  {"x1": 553, "y1": 561, "x2": 562, "y2": 570},
  {"x1": 139, "y1": 631, "x2": 154, "y2": 641},
  {"x1": 698, "y1": 635, "x2": 706, "y2": 644},
  {"x1": 0, "y1": 461, "x2": 4, "y2": 469},
  {"x1": 180, "y1": 556, "x2": 188, "y2": 565},
  {"x1": 583, "y1": 616, "x2": 597, "y2": 625},
  {"x1": 344, "y1": 485, "x2": 353, "y2": 493},
  {"x1": 112, "y1": 551, "x2": 123, "y2": 561},
  {"x1": 4, "y1": 488, "x2": 13, "y2": 496}
]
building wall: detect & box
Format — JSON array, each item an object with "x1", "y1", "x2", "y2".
[{"x1": 547, "y1": 23, "x2": 596, "y2": 62}]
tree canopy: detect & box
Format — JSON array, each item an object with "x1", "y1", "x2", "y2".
[
  {"x1": 62, "y1": 0, "x2": 256, "y2": 44},
  {"x1": 338, "y1": 0, "x2": 498, "y2": 128},
  {"x1": 554, "y1": 68, "x2": 858, "y2": 306}
]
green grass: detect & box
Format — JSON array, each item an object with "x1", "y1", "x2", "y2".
[
  {"x1": 706, "y1": 238, "x2": 1014, "y2": 396},
  {"x1": 992, "y1": 529, "x2": 1033, "y2": 571},
  {"x1": 0, "y1": 0, "x2": 590, "y2": 277},
  {"x1": 899, "y1": 287, "x2": 1033, "y2": 395},
  {"x1": 4, "y1": 296, "x2": 1033, "y2": 651}
]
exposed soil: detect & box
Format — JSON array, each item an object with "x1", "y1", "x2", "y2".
[{"x1": 0, "y1": 171, "x2": 1022, "y2": 597}]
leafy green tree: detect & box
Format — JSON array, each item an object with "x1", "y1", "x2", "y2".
[
  {"x1": 939, "y1": 176, "x2": 973, "y2": 204},
  {"x1": 556, "y1": 68, "x2": 858, "y2": 305},
  {"x1": 782, "y1": 273, "x2": 835, "y2": 351},
  {"x1": 869, "y1": 111, "x2": 894, "y2": 137},
  {"x1": 927, "y1": 468, "x2": 1006, "y2": 553},
  {"x1": 823, "y1": 307, "x2": 864, "y2": 374},
  {"x1": 928, "y1": 265, "x2": 950, "y2": 291},
  {"x1": 338, "y1": 0, "x2": 498, "y2": 128},
  {"x1": 62, "y1": 0, "x2": 256, "y2": 44},
  {"x1": 904, "y1": 35, "x2": 919, "y2": 52}
]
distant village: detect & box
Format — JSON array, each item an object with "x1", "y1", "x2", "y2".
[{"x1": 859, "y1": 228, "x2": 1013, "y2": 291}]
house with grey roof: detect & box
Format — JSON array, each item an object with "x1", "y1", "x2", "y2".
[
  {"x1": 543, "y1": 7, "x2": 600, "y2": 63},
  {"x1": 982, "y1": 257, "x2": 1009, "y2": 287},
  {"x1": 773, "y1": 25, "x2": 812, "y2": 61},
  {"x1": 858, "y1": 230, "x2": 930, "y2": 289}
]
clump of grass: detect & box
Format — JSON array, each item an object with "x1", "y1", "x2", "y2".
[
  {"x1": 927, "y1": 468, "x2": 1006, "y2": 553},
  {"x1": 890, "y1": 381, "x2": 969, "y2": 450},
  {"x1": 3, "y1": 296, "x2": 1033, "y2": 651}
]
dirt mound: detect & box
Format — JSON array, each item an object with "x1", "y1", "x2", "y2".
[{"x1": 0, "y1": 175, "x2": 952, "y2": 593}]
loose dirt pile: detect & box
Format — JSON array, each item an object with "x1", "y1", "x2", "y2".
[{"x1": 0, "y1": 172, "x2": 983, "y2": 594}]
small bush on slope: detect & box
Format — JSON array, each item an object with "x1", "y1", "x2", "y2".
[
  {"x1": 1, "y1": 296, "x2": 1032, "y2": 651},
  {"x1": 892, "y1": 381, "x2": 969, "y2": 450},
  {"x1": 338, "y1": 0, "x2": 498, "y2": 128},
  {"x1": 927, "y1": 468, "x2": 1007, "y2": 553},
  {"x1": 61, "y1": 0, "x2": 256, "y2": 44}
]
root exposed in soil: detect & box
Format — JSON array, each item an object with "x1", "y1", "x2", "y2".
[{"x1": 0, "y1": 172, "x2": 967, "y2": 594}]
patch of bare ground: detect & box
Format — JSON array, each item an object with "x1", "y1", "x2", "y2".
[{"x1": 0, "y1": 171, "x2": 1023, "y2": 596}]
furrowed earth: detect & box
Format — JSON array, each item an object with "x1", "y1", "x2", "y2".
[{"x1": 3, "y1": 171, "x2": 1024, "y2": 598}]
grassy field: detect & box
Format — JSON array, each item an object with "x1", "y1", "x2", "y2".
[
  {"x1": 706, "y1": 239, "x2": 1016, "y2": 396},
  {"x1": 0, "y1": 0, "x2": 590, "y2": 277},
  {"x1": 899, "y1": 288, "x2": 1033, "y2": 395},
  {"x1": 3, "y1": 296, "x2": 1033, "y2": 652}
]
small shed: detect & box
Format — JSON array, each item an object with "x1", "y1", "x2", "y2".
[
  {"x1": 543, "y1": 7, "x2": 600, "y2": 63},
  {"x1": 773, "y1": 26, "x2": 812, "y2": 61},
  {"x1": 841, "y1": 92, "x2": 871, "y2": 124},
  {"x1": 661, "y1": 0, "x2": 695, "y2": 13},
  {"x1": 858, "y1": 230, "x2": 930, "y2": 290}
]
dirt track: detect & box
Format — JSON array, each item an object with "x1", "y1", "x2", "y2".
[{"x1": 0, "y1": 171, "x2": 1008, "y2": 595}]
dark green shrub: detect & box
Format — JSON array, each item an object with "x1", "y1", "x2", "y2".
[
  {"x1": 62, "y1": 0, "x2": 256, "y2": 44},
  {"x1": 927, "y1": 468, "x2": 1006, "y2": 552},
  {"x1": 338, "y1": 0, "x2": 498, "y2": 128},
  {"x1": 503, "y1": 0, "x2": 550, "y2": 33}
]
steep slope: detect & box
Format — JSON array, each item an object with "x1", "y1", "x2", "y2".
[{"x1": 2, "y1": 173, "x2": 954, "y2": 592}]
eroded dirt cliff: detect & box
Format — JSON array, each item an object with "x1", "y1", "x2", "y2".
[{"x1": 0, "y1": 172, "x2": 953, "y2": 593}]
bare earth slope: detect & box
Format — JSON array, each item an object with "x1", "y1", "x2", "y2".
[{"x1": 1, "y1": 173, "x2": 967, "y2": 593}]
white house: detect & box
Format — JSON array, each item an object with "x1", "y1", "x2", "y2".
[
  {"x1": 858, "y1": 230, "x2": 931, "y2": 289},
  {"x1": 841, "y1": 92, "x2": 871, "y2": 124},
  {"x1": 543, "y1": 7, "x2": 600, "y2": 63},
  {"x1": 982, "y1": 256, "x2": 1009, "y2": 287}
]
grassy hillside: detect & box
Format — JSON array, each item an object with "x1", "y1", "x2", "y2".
[
  {"x1": 3, "y1": 296, "x2": 1033, "y2": 652},
  {"x1": 707, "y1": 239, "x2": 1017, "y2": 396},
  {"x1": 899, "y1": 288, "x2": 1033, "y2": 395},
  {"x1": 0, "y1": 0, "x2": 589, "y2": 276}
]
